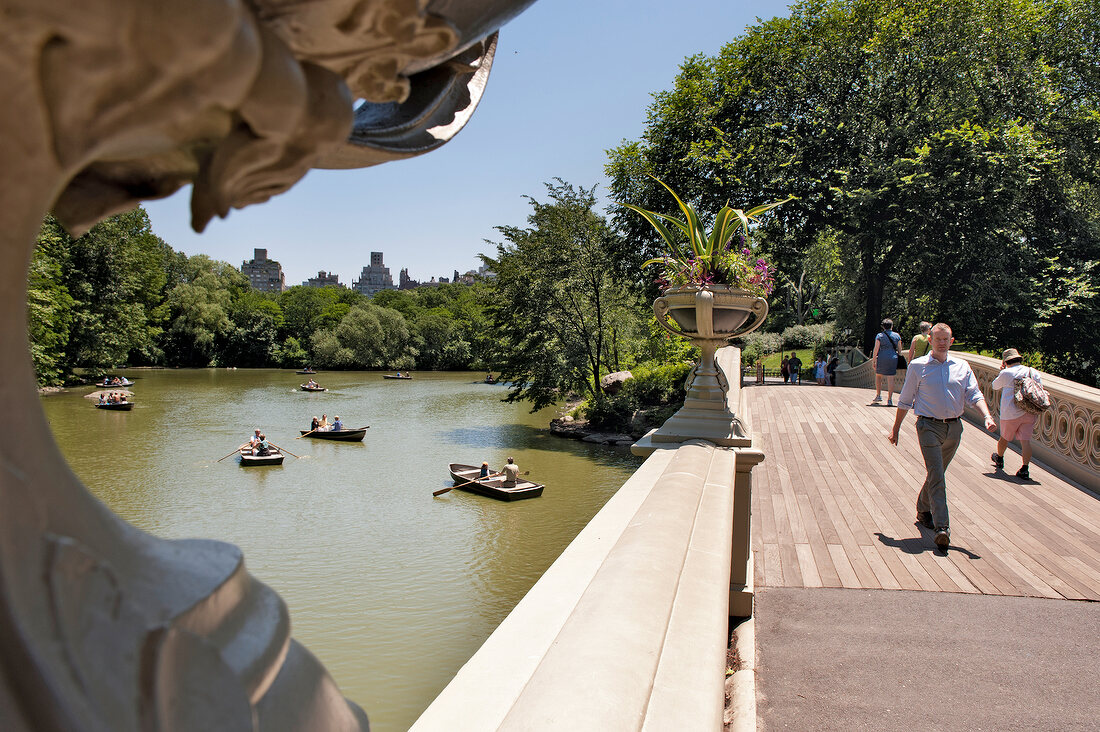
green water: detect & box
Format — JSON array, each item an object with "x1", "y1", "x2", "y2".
[{"x1": 41, "y1": 369, "x2": 643, "y2": 731}]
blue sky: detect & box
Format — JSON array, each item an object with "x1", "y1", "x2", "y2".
[{"x1": 143, "y1": 0, "x2": 793, "y2": 286}]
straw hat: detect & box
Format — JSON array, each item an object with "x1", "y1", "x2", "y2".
[{"x1": 1002, "y1": 348, "x2": 1023, "y2": 363}]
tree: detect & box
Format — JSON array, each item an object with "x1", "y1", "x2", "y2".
[
  {"x1": 27, "y1": 219, "x2": 74, "y2": 385},
  {"x1": 161, "y1": 255, "x2": 248, "y2": 366},
  {"x1": 483, "y1": 180, "x2": 644, "y2": 409},
  {"x1": 608, "y1": 0, "x2": 1100, "y2": 383},
  {"x1": 311, "y1": 303, "x2": 416, "y2": 369},
  {"x1": 46, "y1": 208, "x2": 170, "y2": 371}
]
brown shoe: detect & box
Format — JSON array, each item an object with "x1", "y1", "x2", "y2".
[{"x1": 934, "y1": 528, "x2": 950, "y2": 549}]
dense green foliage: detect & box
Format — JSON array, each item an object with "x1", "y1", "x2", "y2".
[{"x1": 608, "y1": 0, "x2": 1100, "y2": 385}]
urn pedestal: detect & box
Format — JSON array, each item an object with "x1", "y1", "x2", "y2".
[{"x1": 648, "y1": 286, "x2": 768, "y2": 446}]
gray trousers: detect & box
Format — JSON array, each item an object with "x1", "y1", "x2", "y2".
[{"x1": 915, "y1": 417, "x2": 963, "y2": 529}]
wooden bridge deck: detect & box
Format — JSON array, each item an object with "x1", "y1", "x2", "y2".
[{"x1": 744, "y1": 384, "x2": 1100, "y2": 600}]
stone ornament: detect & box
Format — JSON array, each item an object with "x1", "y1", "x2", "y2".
[{"x1": 0, "y1": 0, "x2": 535, "y2": 729}]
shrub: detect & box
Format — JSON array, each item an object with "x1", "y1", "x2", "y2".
[
  {"x1": 741, "y1": 331, "x2": 783, "y2": 365},
  {"x1": 781, "y1": 322, "x2": 834, "y2": 351},
  {"x1": 582, "y1": 361, "x2": 694, "y2": 432}
]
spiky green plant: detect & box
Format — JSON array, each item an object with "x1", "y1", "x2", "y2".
[{"x1": 618, "y1": 177, "x2": 790, "y2": 296}]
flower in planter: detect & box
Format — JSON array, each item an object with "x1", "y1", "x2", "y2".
[{"x1": 619, "y1": 177, "x2": 790, "y2": 297}]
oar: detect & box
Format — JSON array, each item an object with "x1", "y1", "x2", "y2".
[
  {"x1": 433, "y1": 471, "x2": 529, "y2": 497},
  {"x1": 296, "y1": 427, "x2": 320, "y2": 439},
  {"x1": 267, "y1": 442, "x2": 299, "y2": 459},
  {"x1": 216, "y1": 444, "x2": 250, "y2": 462}
]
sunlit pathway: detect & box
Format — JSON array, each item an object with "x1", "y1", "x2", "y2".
[{"x1": 744, "y1": 384, "x2": 1100, "y2": 601}]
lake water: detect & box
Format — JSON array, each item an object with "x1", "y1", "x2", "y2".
[{"x1": 41, "y1": 369, "x2": 644, "y2": 731}]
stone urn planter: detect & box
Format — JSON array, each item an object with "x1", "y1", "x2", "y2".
[{"x1": 648, "y1": 285, "x2": 769, "y2": 446}]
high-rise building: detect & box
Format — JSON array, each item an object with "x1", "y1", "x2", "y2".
[
  {"x1": 241, "y1": 248, "x2": 285, "y2": 292},
  {"x1": 352, "y1": 251, "x2": 395, "y2": 296},
  {"x1": 303, "y1": 271, "x2": 342, "y2": 288}
]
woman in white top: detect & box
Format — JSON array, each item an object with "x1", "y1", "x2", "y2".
[{"x1": 990, "y1": 348, "x2": 1040, "y2": 480}]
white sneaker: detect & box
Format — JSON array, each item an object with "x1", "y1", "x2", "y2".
[{"x1": 872, "y1": 396, "x2": 882, "y2": 402}]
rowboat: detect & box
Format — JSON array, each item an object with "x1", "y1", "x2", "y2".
[
  {"x1": 95, "y1": 377, "x2": 134, "y2": 387},
  {"x1": 95, "y1": 401, "x2": 133, "y2": 411},
  {"x1": 300, "y1": 384, "x2": 327, "y2": 392},
  {"x1": 447, "y1": 463, "x2": 544, "y2": 501},
  {"x1": 240, "y1": 448, "x2": 284, "y2": 466},
  {"x1": 299, "y1": 427, "x2": 367, "y2": 442},
  {"x1": 295, "y1": 369, "x2": 317, "y2": 374},
  {"x1": 383, "y1": 374, "x2": 412, "y2": 380}
]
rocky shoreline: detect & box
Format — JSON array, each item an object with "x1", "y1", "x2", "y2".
[{"x1": 548, "y1": 414, "x2": 636, "y2": 446}]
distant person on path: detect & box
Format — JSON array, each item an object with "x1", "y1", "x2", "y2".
[
  {"x1": 826, "y1": 355, "x2": 839, "y2": 386},
  {"x1": 991, "y1": 348, "x2": 1041, "y2": 481},
  {"x1": 780, "y1": 355, "x2": 790, "y2": 384},
  {"x1": 814, "y1": 356, "x2": 826, "y2": 385},
  {"x1": 908, "y1": 321, "x2": 932, "y2": 362},
  {"x1": 872, "y1": 319, "x2": 903, "y2": 405},
  {"x1": 501, "y1": 457, "x2": 519, "y2": 487},
  {"x1": 756, "y1": 360, "x2": 765, "y2": 384},
  {"x1": 889, "y1": 323, "x2": 997, "y2": 550},
  {"x1": 788, "y1": 352, "x2": 802, "y2": 385}
]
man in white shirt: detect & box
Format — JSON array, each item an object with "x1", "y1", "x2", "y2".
[
  {"x1": 991, "y1": 348, "x2": 1040, "y2": 480},
  {"x1": 501, "y1": 457, "x2": 519, "y2": 488},
  {"x1": 888, "y1": 323, "x2": 997, "y2": 550}
]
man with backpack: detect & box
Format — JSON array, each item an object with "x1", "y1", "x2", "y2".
[{"x1": 991, "y1": 348, "x2": 1047, "y2": 480}]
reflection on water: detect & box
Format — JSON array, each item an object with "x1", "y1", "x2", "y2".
[{"x1": 41, "y1": 369, "x2": 642, "y2": 731}]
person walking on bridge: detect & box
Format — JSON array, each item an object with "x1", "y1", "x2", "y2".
[{"x1": 888, "y1": 323, "x2": 996, "y2": 550}]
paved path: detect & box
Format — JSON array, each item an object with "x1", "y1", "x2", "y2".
[
  {"x1": 741, "y1": 384, "x2": 1100, "y2": 730},
  {"x1": 743, "y1": 384, "x2": 1100, "y2": 599},
  {"x1": 754, "y1": 587, "x2": 1100, "y2": 731}
]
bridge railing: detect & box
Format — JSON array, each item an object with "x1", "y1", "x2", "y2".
[{"x1": 411, "y1": 347, "x2": 761, "y2": 730}]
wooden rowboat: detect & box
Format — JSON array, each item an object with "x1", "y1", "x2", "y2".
[
  {"x1": 299, "y1": 427, "x2": 367, "y2": 442},
  {"x1": 300, "y1": 384, "x2": 327, "y2": 392},
  {"x1": 447, "y1": 463, "x2": 544, "y2": 501},
  {"x1": 95, "y1": 377, "x2": 134, "y2": 387},
  {"x1": 295, "y1": 369, "x2": 318, "y2": 374},
  {"x1": 239, "y1": 448, "x2": 284, "y2": 466},
  {"x1": 382, "y1": 374, "x2": 412, "y2": 380},
  {"x1": 95, "y1": 401, "x2": 133, "y2": 411}
]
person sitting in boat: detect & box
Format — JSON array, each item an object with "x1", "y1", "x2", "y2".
[
  {"x1": 500, "y1": 457, "x2": 519, "y2": 488},
  {"x1": 249, "y1": 429, "x2": 262, "y2": 450},
  {"x1": 310, "y1": 416, "x2": 320, "y2": 431},
  {"x1": 307, "y1": 378, "x2": 317, "y2": 386},
  {"x1": 479, "y1": 461, "x2": 490, "y2": 479},
  {"x1": 331, "y1": 416, "x2": 343, "y2": 431},
  {"x1": 318, "y1": 414, "x2": 329, "y2": 431},
  {"x1": 255, "y1": 433, "x2": 270, "y2": 456}
]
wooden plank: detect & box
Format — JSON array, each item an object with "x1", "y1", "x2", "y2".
[
  {"x1": 794, "y1": 544, "x2": 822, "y2": 588},
  {"x1": 826, "y1": 544, "x2": 861, "y2": 589},
  {"x1": 762, "y1": 543, "x2": 783, "y2": 588}
]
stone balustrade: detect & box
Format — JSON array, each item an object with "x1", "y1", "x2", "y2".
[{"x1": 412, "y1": 347, "x2": 760, "y2": 730}]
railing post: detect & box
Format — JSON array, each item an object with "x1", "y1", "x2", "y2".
[{"x1": 730, "y1": 447, "x2": 764, "y2": 618}]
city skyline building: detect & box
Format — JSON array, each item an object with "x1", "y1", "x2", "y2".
[
  {"x1": 303, "y1": 270, "x2": 343, "y2": 288},
  {"x1": 240, "y1": 248, "x2": 285, "y2": 292},
  {"x1": 352, "y1": 251, "x2": 395, "y2": 296}
]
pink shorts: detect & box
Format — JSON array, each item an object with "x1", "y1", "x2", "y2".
[{"x1": 1001, "y1": 414, "x2": 1037, "y2": 441}]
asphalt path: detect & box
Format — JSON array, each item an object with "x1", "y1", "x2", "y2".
[{"x1": 755, "y1": 587, "x2": 1100, "y2": 731}]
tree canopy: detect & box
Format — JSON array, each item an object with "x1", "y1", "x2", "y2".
[{"x1": 608, "y1": 0, "x2": 1100, "y2": 384}]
